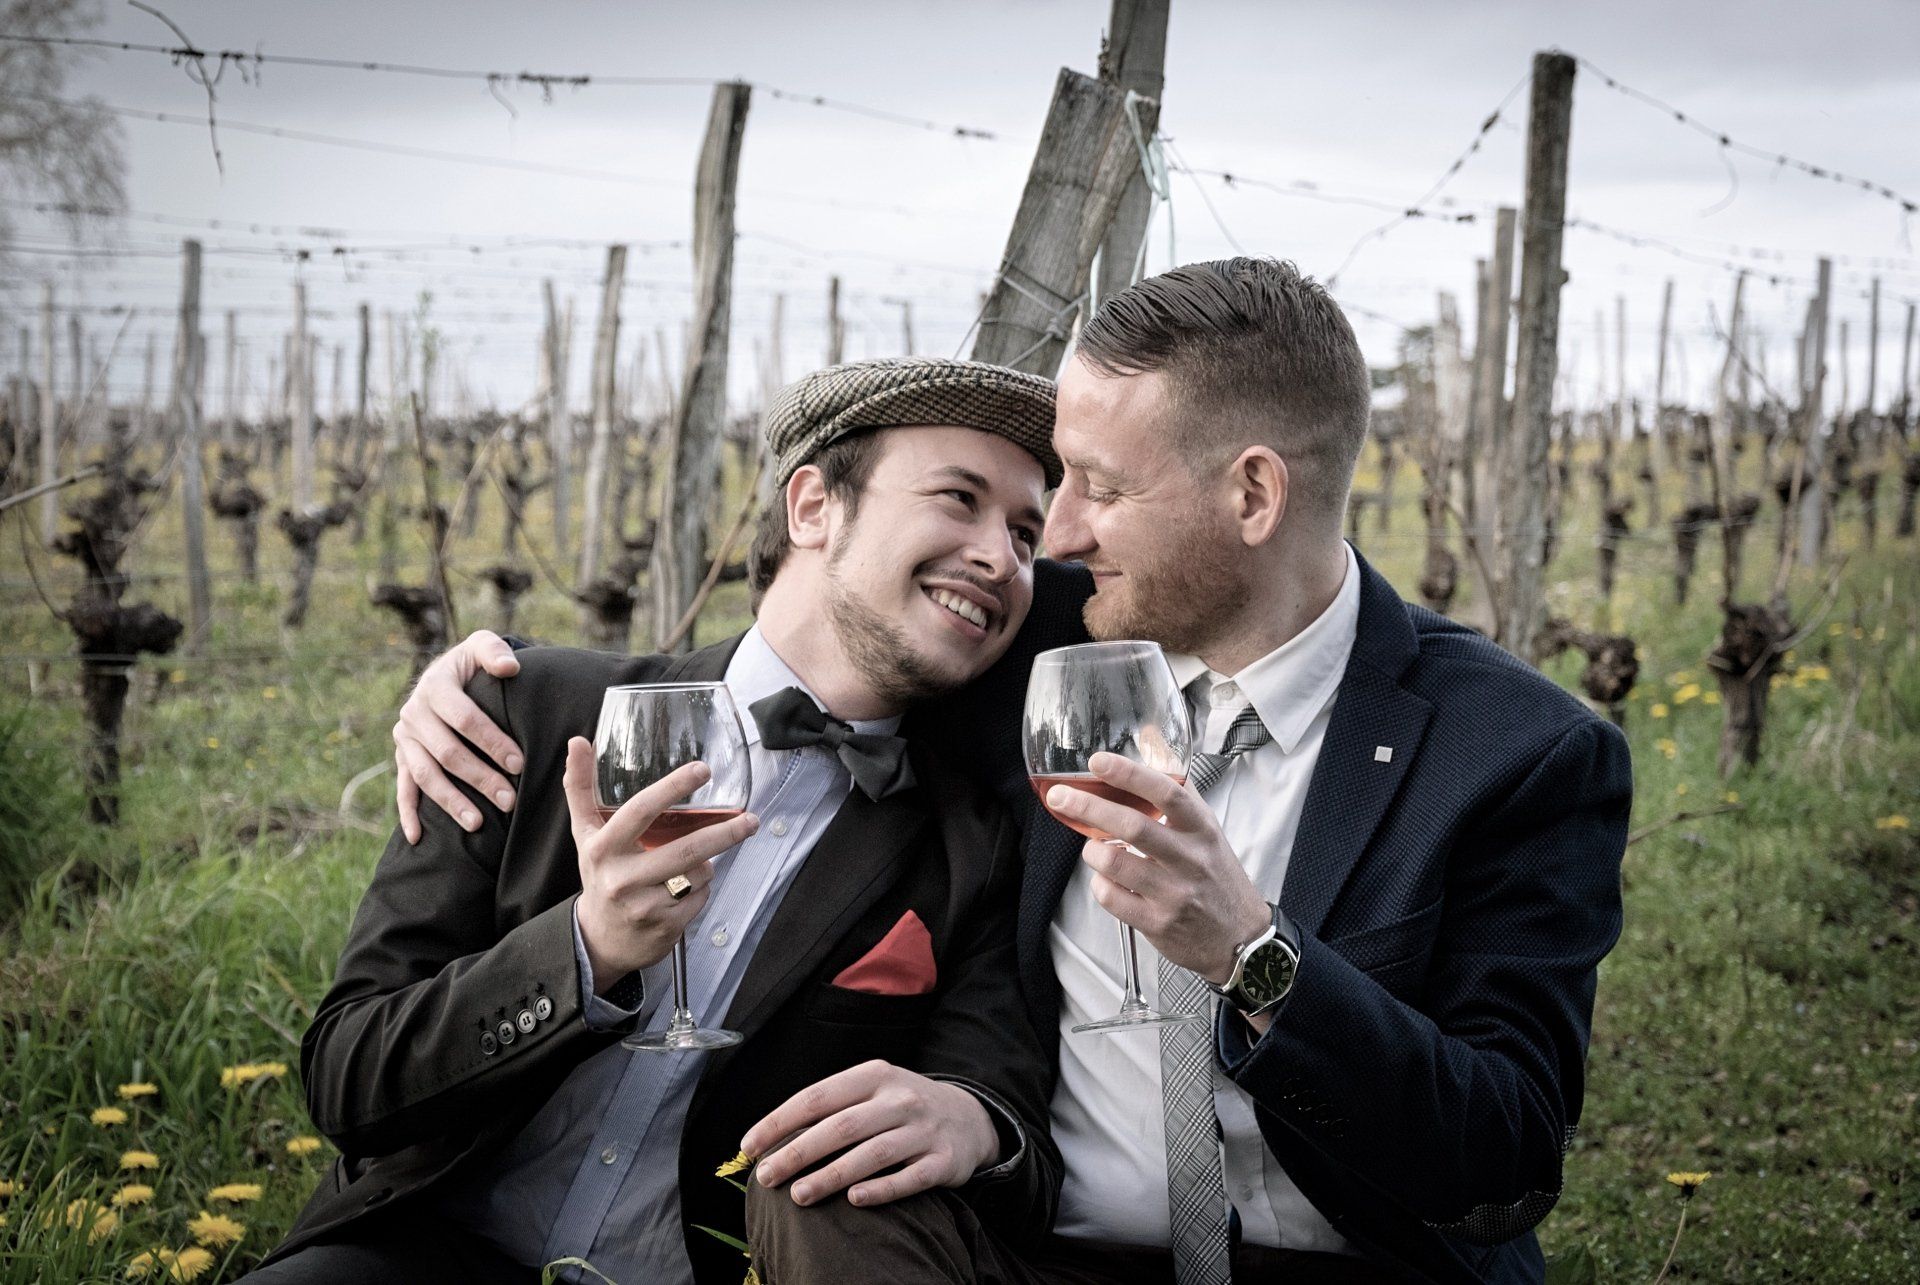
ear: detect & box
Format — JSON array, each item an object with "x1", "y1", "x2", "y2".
[
  {"x1": 785, "y1": 465, "x2": 833, "y2": 552},
  {"x1": 1229, "y1": 446, "x2": 1288, "y2": 547}
]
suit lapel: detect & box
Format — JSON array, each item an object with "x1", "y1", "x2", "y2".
[{"x1": 1280, "y1": 551, "x2": 1434, "y2": 939}]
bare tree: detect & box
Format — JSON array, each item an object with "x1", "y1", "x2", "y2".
[{"x1": 0, "y1": 0, "x2": 128, "y2": 255}]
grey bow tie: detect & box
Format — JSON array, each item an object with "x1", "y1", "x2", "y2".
[{"x1": 748, "y1": 687, "x2": 917, "y2": 801}]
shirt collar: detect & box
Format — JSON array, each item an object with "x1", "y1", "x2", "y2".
[
  {"x1": 724, "y1": 626, "x2": 905, "y2": 748},
  {"x1": 1165, "y1": 542, "x2": 1361, "y2": 755}
]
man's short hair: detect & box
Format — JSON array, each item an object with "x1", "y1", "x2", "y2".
[
  {"x1": 746, "y1": 430, "x2": 884, "y2": 608},
  {"x1": 1074, "y1": 257, "x2": 1372, "y2": 521}
]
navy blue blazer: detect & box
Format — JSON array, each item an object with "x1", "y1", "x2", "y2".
[{"x1": 916, "y1": 549, "x2": 1632, "y2": 1285}]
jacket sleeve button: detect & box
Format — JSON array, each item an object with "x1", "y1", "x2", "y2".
[
  {"x1": 496, "y1": 1020, "x2": 517, "y2": 1046},
  {"x1": 516, "y1": 1009, "x2": 536, "y2": 1034},
  {"x1": 533, "y1": 995, "x2": 554, "y2": 1021},
  {"x1": 480, "y1": 1032, "x2": 499, "y2": 1056}
]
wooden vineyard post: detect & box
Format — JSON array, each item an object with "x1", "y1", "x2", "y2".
[
  {"x1": 1468, "y1": 208, "x2": 1516, "y2": 619},
  {"x1": 1793, "y1": 259, "x2": 1833, "y2": 572},
  {"x1": 544, "y1": 281, "x2": 572, "y2": 560},
  {"x1": 222, "y1": 311, "x2": 239, "y2": 449},
  {"x1": 575, "y1": 244, "x2": 629, "y2": 596},
  {"x1": 757, "y1": 292, "x2": 785, "y2": 510},
  {"x1": 292, "y1": 282, "x2": 314, "y2": 510},
  {"x1": 650, "y1": 81, "x2": 751, "y2": 653},
  {"x1": 1899, "y1": 302, "x2": 1918, "y2": 538},
  {"x1": 972, "y1": 68, "x2": 1155, "y2": 376},
  {"x1": 1497, "y1": 51, "x2": 1575, "y2": 662},
  {"x1": 1093, "y1": 0, "x2": 1169, "y2": 306},
  {"x1": 172, "y1": 241, "x2": 214, "y2": 654},
  {"x1": 39, "y1": 282, "x2": 57, "y2": 545},
  {"x1": 1860, "y1": 279, "x2": 1883, "y2": 548},
  {"x1": 826, "y1": 275, "x2": 844, "y2": 366}
]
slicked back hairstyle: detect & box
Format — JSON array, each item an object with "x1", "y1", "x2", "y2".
[
  {"x1": 1074, "y1": 257, "x2": 1372, "y2": 524},
  {"x1": 746, "y1": 429, "x2": 885, "y2": 611}
]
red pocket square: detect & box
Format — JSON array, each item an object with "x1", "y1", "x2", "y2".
[{"x1": 831, "y1": 910, "x2": 937, "y2": 996}]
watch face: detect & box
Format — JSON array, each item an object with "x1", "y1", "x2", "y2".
[{"x1": 1238, "y1": 940, "x2": 1296, "y2": 1006}]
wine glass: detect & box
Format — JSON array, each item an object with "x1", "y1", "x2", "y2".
[
  {"x1": 1024, "y1": 640, "x2": 1198, "y2": 1034},
  {"x1": 594, "y1": 682, "x2": 752, "y2": 1053}
]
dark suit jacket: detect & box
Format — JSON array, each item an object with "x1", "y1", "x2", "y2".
[
  {"x1": 270, "y1": 636, "x2": 1061, "y2": 1282},
  {"x1": 920, "y1": 550, "x2": 1631, "y2": 1285}
]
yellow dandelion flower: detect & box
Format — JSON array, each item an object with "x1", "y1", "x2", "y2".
[
  {"x1": 1724, "y1": 791, "x2": 1740, "y2": 805},
  {"x1": 1876, "y1": 815, "x2": 1911, "y2": 831},
  {"x1": 219, "y1": 1061, "x2": 289, "y2": 1089},
  {"x1": 1672, "y1": 682, "x2": 1702, "y2": 705},
  {"x1": 120, "y1": 1151, "x2": 160, "y2": 1171},
  {"x1": 1872, "y1": 625, "x2": 1886, "y2": 642},
  {"x1": 203, "y1": 737, "x2": 220, "y2": 750},
  {"x1": 1827, "y1": 622, "x2": 1845, "y2": 636},
  {"x1": 206, "y1": 1183, "x2": 263, "y2": 1204},
  {"x1": 0, "y1": 1178, "x2": 14, "y2": 1197},
  {"x1": 285, "y1": 1136, "x2": 322, "y2": 1157},
  {"x1": 261, "y1": 686, "x2": 278, "y2": 700},
  {"x1": 92, "y1": 1106, "x2": 129, "y2": 1127},
  {"x1": 1805, "y1": 664, "x2": 1832, "y2": 682},
  {"x1": 128, "y1": 1248, "x2": 175, "y2": 1279},
  {"x1": 1851, "y1": 626, "x2": 1864, "y2": 640},
  {"x1": 1674, "y1": 783, "x2": 1690, "y2": 797},
  {"x1": 58, "y1": 1199, "x2": 120, "y2": 1241},
  {"x1": 715, "y1": 1149, "x2": 754, "y2": 1178},
  {"x1": 171, "y1": 1247, "x2": 216, "y2": 1281},
  {"x1": 1667, "y1": 669, "x2": 1696, "y2": 685},
  {"x1": 112, "y1": 1184, "x2": 154, "y2": 1208},
  {"x1": 1655, "y1": 738, "x2": 1677, "y2": 760},
  {"x1": 168, "y1": 670, "x2": 186, "y2": 684},
  {"x1": 0, "y1": 1212, "x2": 7, "y2": 1228},
  {"x1": 1770, "y1": 673, "x2": 1787, "y2": 689},
  {"x1": 1650, "y1": 703, "x2": 1669, "y2": 719},
  {"x1": 186, "y1": 1209, "x2": 245, "y2": 1248},
  {"x1": 117, "y1": 1082, "x2": 159, "y2": 1100},
  {"x1": 1702, "y1": 691, "x2": 1721, "y2": 706},
  {"x1": 1666, "y1": 1170, "x2": 1712, "y2": 1199}
]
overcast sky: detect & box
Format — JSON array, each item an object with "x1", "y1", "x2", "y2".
[{"x1": 7, "y1": 0, "x2": 1919, "y2": 417}]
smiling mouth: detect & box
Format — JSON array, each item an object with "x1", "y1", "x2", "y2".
[{"x1": 926, "y1": 586, "x2": 991, "y2": 631}]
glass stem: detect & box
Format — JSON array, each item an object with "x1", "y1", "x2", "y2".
[
  {"x1": 666, "y1": 938, "x2": 695, "y2": 1032},
  {"x1": 1117, "y1": 921, "x2": 1150, "y2": 1015}
]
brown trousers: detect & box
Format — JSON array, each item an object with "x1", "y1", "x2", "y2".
[{"x1": 745, "y1": 1183, "x2": 1408, "y2": 1285}]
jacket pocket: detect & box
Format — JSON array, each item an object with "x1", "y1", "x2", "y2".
[
  {"x1": 1323, "y1": 899, "x2": 1442, "y2": 980},
  {"x1": 802, "y1": 982, "x2": 939, "y2": 1028}
]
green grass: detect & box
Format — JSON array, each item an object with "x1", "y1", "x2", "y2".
[{"x1": 0, "y1": 443, "x2": 1914, "y2": 1282}]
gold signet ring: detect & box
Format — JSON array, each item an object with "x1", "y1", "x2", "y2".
[{"x1": 664, "y1": 874, "x2": 695, "y2": 901}]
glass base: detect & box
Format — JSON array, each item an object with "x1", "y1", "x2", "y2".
[
  {"x1": 623, "y1": 1024, "x2": 743, "y2": 1052},
  {"x1": 1072, "y1": 1005, "x2": 1205, "y2": 1035}
]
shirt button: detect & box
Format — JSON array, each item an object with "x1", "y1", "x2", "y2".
[
  {"x1": 711, "y1": 928, "x2": 731, "y2": 947},
  {"x1": 768, "y1": 818, "x2": 789, "y2": 837},
  {"x1": 601, "y1": 1147, "x2": 618, "y2": 1165},
  {"x1": 1214, "y1": 682, "x2": 1241, "y2": 706}
]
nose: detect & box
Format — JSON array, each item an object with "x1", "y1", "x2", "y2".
[
  {"x1": 966, "y1": 517, "x2": 1020, "y2": 585},
  {"x1": 1043, "y1": 488, "x2": 1091, "y2": 562}
]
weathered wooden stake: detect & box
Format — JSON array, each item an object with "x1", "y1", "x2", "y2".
[
  {"x1": 292, "y1": 282, "x2": 314, "y2": 509},
  {"x1": 1093, "y1": 0, "x2": 1169, "y2": 305},
  {"x1": 544, "y1": 281, "x2": 572, "y2": 559},
  {"x1": 1497, "y1": 52, "x2": 1575, "y2": 661},
  {"x1": 39, "y1": 282, "x2": 58, "y2": 544},
  {"x1": 826, "y1": 275, "x2": 845, "y2": 366},
  {"x1": 650, "y1": 81, "x2": 751, "y2": 653},
  {"x1": 1794, "y1": 259, "x2": 1832, "y2": 570},
  {"x1": 972, "y1": 68, "x2": 1155, "y2": 376},
  {"x1": 172, "y1": 241, "x2": 213, "y2": 653},
  {"x1": 576, "y1": 245, "x2": 630, "y2": 595}
]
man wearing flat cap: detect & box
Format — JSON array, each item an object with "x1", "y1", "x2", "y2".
[{"x1": 248, "y1": 358, "x2": 1065, "y2": 1284}]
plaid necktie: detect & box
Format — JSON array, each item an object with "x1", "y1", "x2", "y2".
[{"x1": 1160, "y1": 702, "x2": 1270, "y2": 1285}]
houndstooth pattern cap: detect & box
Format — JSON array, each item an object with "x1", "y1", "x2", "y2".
[{"x1": 764, "y1": 357, "x2": 1061, "y2": 488}]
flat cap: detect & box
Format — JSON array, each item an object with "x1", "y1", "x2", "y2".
[{"x1": 764, "y1": 357, "x2": 1060, "y2": 488}]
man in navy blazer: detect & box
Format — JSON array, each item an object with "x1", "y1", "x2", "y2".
[{"x1": 397, "y1": 259, "x2": 1630, "y2": 1284}]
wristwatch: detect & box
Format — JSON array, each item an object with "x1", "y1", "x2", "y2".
[{"x1": 1207, "y1": 903, "x2": 1300, "y2": 1017}]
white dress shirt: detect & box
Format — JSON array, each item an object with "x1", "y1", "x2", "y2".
[{"x1": 1049, "y1": 542, "x2": 1361, "y2": 1252}]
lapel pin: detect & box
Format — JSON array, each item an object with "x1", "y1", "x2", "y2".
[{"x1": 1374, "y1": 745, "x2": 1394, "y2": 763}]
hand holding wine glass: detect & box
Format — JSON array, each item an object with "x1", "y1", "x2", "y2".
[
  {"x1": 1024, "y1": 640, "x2": 1197, "y2": 1033},
  {"x1": 583, "y1": 682, "x2": 756, "y2": 1051},
  {"x1": 561, "y1": 745, "x2": 757, "y2": 984}
]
